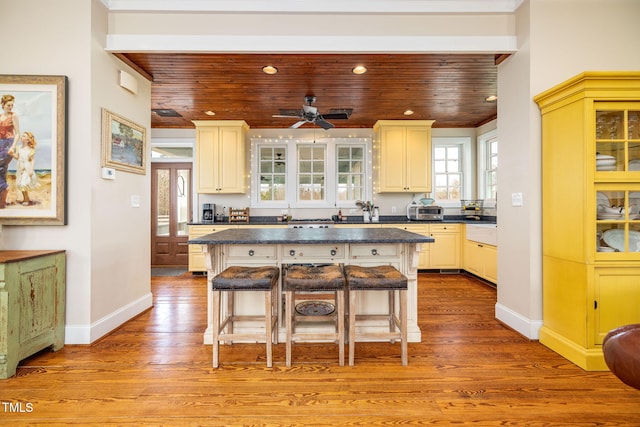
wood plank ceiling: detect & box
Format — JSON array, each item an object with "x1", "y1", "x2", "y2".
[{"x1": 119, "y1": 53, "x2": 499, "y2": 129}]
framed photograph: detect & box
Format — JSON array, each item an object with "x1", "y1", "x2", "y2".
[
  {"x1": 101, "y1": 109, "x2": 146, "y2": 175},
  {"x1": 0, "y1": 75, "x2": 67, "y2": 225}
]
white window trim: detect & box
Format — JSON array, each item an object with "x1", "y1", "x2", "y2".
[
  {"x1": 251, "y1": 137, "x2": 372, "y2": 209},
  {"x1": 477, "y1": 129, "x2": 497, "y2": 205},
  {"x1": 431, "y1": 136, "x2": 472, "y2": 208}
]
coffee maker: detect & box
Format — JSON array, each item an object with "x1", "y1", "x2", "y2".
[{"x1": 201, "y1": 203, "x2": 215, "y2": 223}]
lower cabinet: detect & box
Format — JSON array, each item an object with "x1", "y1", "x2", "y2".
[
  {"x1": 428, "y1": 224, "x2": 461, "y2": 269},
  {"x1": 0, "y1": 250, "x2": 66, "y2": 379},
  {"x1": 593, "y1": 267, "x2": 640, "y2": 345},
  {"x1": 188, "y1": 225, "x2": 237, "y2": 272},
  {"x1": 464, "y1": 239, "x2": 497, "y2": 283}
]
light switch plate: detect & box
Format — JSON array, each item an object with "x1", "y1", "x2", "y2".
[
  {"x1": 131, "y1": 195, "x2": 141, "y2": 208},
  {"x1": 511, "y1": 192, "x2": 523, "y2": 206}
]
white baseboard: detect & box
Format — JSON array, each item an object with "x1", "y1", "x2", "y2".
[
  {"x1": 64, "y1": 292, "x2": 153, "y2": 344},
  {"x1": 495, "y1": 302, "x2": 542, "y2": 340}
]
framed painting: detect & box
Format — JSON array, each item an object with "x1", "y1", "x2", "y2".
[
  {"x1": 0, "y1": 75, "x2": 67, "y2": 225},
  {"x1": 101, "y1": 109, "x2": 146, "y2": 175}
]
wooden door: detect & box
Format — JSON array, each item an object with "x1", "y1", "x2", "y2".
[{"x1": 151, "y1": 162, "x2": 192, "y2": 267}]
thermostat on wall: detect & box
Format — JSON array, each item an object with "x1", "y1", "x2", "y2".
[{"x1": 102, "y1": 167, "x2": 116, "y2": 180}]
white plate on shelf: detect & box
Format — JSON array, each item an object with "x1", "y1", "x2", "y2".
[
  {"x1": 596, "y1": 154, "x2": 615, "y2": 160},
  {"x1": 597, "y1": 165, "x2": 617, "y2": 171},
  {"x1": 597, "y1": 192, "x2": 610, "y2": 207},
  {"x1": 596, "y1": 159, "x2": 616, "y2": 165},
  {"x1": 603, "y1": 229, "x2": 640, "y2": 252}
]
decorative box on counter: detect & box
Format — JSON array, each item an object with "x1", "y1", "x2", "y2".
[{"x1": 229, "y1": 207, "x2": 250, "y2": 223}]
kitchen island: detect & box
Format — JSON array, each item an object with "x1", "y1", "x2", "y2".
[{"x1": 189, "y1": 227, "x2": 433, "y2": 344}]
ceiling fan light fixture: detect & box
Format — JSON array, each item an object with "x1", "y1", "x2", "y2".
[
  {"x1": 204, "y1": 110, "x2": 216, "y2": 116},
  {"x1": 262, "y1": 65, "x2": 278, "y2": 75},
  {"x1": 403, "y1": 109, "x2": 415, "y2": 116},
  {"x1": 352, "y1": 65, "x2": 367, "y2": 75},
  {"x1": 485, "y1": 95, "x2": 498, "y2": 102}
]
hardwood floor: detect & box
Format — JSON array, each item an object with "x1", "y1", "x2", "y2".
[{"x1": 1, "y1": 273, "x2": 638, "y2": 426}]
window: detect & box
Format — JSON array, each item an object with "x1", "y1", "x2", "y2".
[
  {"x1": 336, "y1": 145, "x2": 365, "y2": 201},
  {"x1": 479, "y1": 130, "x2": 498, "y2": 200},
  {"x1": 298, "y1": 145, "x2": 325, "y2": 201},
  {"x1": 258, "y1": 146, "x2": 287, "y2": 201},
  {"x1": 252, "y1": 137, "x2": 371, "y2": 208},
  {"x1": 433, "y1": 144, "x2": 463, "y2": 200}
]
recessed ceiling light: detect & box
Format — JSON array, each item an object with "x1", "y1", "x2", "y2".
[
  {"x1": 403, "y1": 110, "x2": 414, "y2": 116},
  {"x1": 485, "y1": 95, "x2": 498, "y2": 102},
  {"x1": 204, "y1": 110, "x2": 216, "y2": 116},
  {"x1": 262, "y1": 65, "x2": 278, "y2": 75},
  {"x1": 352, "y1": 65, "x2": 367, "y2": 75}
]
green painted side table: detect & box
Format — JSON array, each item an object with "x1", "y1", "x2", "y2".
[{"x1": 0, "y1": 250, "x2": 66, "y2": 379}]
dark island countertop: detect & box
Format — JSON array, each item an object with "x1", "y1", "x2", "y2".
[{"x1": 189, "y1": 227, "x2": 435, "y2": 245}]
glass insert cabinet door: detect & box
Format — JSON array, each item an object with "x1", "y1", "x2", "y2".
[
  {"x1": 596, "y1": 188, "x2": 640, "y2": 254},
  {"x1": 595, "y1": 103, "x2": 640, "y2": 173}
]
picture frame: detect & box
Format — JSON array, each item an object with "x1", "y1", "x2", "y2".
[
  {"x1": 101, "y1": 109, "x2": 146, "y2": 175},
  {"x1": 0, "y1": 75, "x2": 67, "y2": 225}
]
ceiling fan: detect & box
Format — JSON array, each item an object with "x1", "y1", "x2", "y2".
[{"x1": 272, "y1": 95, "x2": 352, "y2": 130}]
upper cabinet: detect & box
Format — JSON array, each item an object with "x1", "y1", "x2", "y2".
[
  {"x1": 534, "y1": 72, "x2": 640, "y2": 371},
  {"x1": 193, "y1": 120, "x2": 249, "y2": 194},
  {"x1": 374, "y1": 120, "x2": 435, "y2": 193}
]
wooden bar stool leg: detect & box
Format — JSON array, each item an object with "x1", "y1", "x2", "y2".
[
  {"x1": 337, "y1": 290, "x2": 345, "y2": 367},
  {"x1": 349, "y1": 289, "x2": 357, "y2": 367},
  {"x1": 389, "y1": 290, "x2": 396, "y2": 342},
  {"x1": 212, "y1": 289, "x2": 222, "y2": 368},
  {"x1": 400, "y1": 289, "x2": 408, "y2": 366},
  {"x1": 265, "y1": 291, "x2": 273, "y2": 368},
  {"x1": 227, "y1": 291, "x2": 234, "y2": 341},
  {"x1": 285, "y1": 290, "x2": 293, "y2": 367},
  {"x1": 272, "y1": 283, "x2": 279, "y2": 345}
]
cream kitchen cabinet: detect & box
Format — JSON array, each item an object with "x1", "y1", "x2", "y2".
[
  {"x1": 381, "y1": 223, "x2": 430, "y2": 269},
  {"x1": 428, "y1": 224, "x2": 461, "y2": 269},
  {"x1": 193, "y1": 120, "x2": 248, "y2": 194},
  {"x1": 374, "y1": 120, "x2": 435, "y2": 193},
  {"x1": 188, "y1": 224, "x2": 237, "y2": 272},
  {"x1": 464, "y1": 239, "x2": 497, "y2": 284}
]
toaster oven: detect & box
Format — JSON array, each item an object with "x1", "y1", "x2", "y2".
[{"x1": 407, "y1": 205, "x2": 444, "y2": 221}]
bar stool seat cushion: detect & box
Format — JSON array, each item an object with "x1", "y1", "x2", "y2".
[
  {"x1": 344, "y1": 265, "x2": 408, "y2": 290},
  {"x1": 603, "y1": 323, "x2": 640, "y2": 390},
  {"x1": 212, "y1": 266, "x2": 279, "y2": 291},
  {"x1": 284, "y1": 265, "x2": 345, "y2": 291}
]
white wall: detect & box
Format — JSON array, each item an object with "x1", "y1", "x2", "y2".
[
  {"x1": 495, "y1": 0, "x2": 640, "y2": 338},
  {"x1": 0, "y1": 0, "x2": 152, "y2": 343}
]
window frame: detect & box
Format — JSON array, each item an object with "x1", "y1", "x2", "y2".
[
  {"x1": 431, "y1": 136, "x2": 472, "y2": 207},
  {"x1": 251, "y1": 137, "x2": 372, "y2": 209},
  {"x1": 478, "y1": 129, "x2": 498, "y2": 202}
]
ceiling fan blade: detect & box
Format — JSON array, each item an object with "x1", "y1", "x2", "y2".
[
  {"x1": 290, "y1": 120, "x2": 307, "y2": 129},
  {"x1": 320, "y1": 112, "x2": 351, "y2": 120},
  {"x1": 315, "y1": 119, "x2": 334, "y2": 130}
]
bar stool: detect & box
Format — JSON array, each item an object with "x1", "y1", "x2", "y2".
[
  {"x1": 344, "y1": 264, "x2": 408, "y2": 366},
  {"x1": 283, "y1": 264, "x2": 346, "y2": 367},
  {"x1": 211, "y1": 265, "x2": 279, "y2": 368}
]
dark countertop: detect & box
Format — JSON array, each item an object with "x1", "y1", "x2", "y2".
[
  {"x1": 189, "y1": 227, "x2": 435, "y2": 245},
  {"x1": 191, "y1": 215, "x2": 497, "y2": 226}
]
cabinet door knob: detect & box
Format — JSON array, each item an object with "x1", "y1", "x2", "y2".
[
  {"x1": 330, "y1": 249, "x2": 337, "y2": 256},
  {"x1": 289, "y1": 249, "x2": 296, "y2": 256},
  {"x1": 371, "y1": 248, "x2": 378, "y2": 256},
  {"x1": 248, "y1": 249, "x2": 255, "y2": 256}
]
